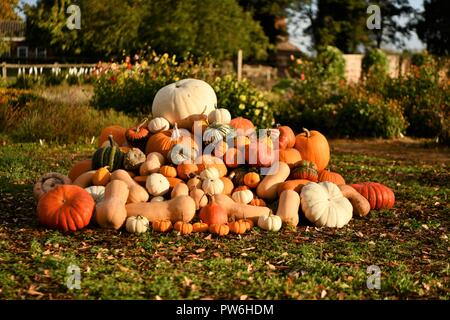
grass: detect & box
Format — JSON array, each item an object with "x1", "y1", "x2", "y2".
[{"x1": 0, "y1": 140, "x2": 448, "y2": 300}]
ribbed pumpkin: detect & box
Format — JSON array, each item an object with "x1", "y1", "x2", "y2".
[
  {"x1": 160, "y1": 165, "x2": 177, "y2": 178},
  {"x1": 145, "y1": 129, "x2": 198, "y2": 159},
  {"x1": 229, "y1": 117, "x2": 255, "y2": 135},
  {"x1": 177, "y1": 162, "x2": 199, "y2": 180},
  {"x1": 223, "y1": 147, "x2": 244, "y2": 169},
  {"x1": 291, "y1": 160, "x2": 319, "y2": 181},
  {"x1": 318, "y1": 170, "x2": 346, "y2": 185},
  {"x1": 294, "y1": 128, "x2": 330, "y2": 172},
  {"x1": 125, "y1": 119, "x2": 150, "y2": 150},
  {"x1": 98, "y1": 125, "x2": 126, "y2": 147},
  {"x1": 203, "y1": 123, "x2": 235, "y2": 145},
  {"x1": 92, "y1": 135, "x2": 125, "y2": 172},
  {"x1": 350, "y1": 182, "x2": 395, "y2": 210}
]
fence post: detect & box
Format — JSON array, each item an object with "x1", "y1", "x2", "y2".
[
  {"x1": 237, "y1": 49, "x2": 242, "y2": 81},
  {"x1": 1, "y1": 62, "x2": 6, "y2": 80}
]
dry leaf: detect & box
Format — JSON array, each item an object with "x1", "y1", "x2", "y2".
[
  {"x1": 195, "y1": 248, "x2": 205, "y2": 253},
  {"x1": 240, "y1": 295, "x2": 248, "y2": 300},
  {"x1": 27, "y1": 285, "x2": 44, "y2": 296},
  {"x1": 320, "y1": 290, "x2": 327, "y2": 298}
]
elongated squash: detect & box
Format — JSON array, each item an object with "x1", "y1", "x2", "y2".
[
  {"x1": 338, "y1": 184, "x2": 371, "y2": 217},
  {"x1": 171, "y1": 183, "x2": 189, "y2": 198},
  {"x1": 189, "y1": 188, "x2": 208, "y2": 210},
  {"x1": 111, "y1": 170, "x2": 149, "y2": 203},
  {"x1": 211, "y1": 194, "x2": 270, "y2": 223},
  {"x1": 256, "y1": 162, "x2": 290, "y2": 201},
  {"x1": 276, "y1": 190, "x2": 300, "y2": 227},
  {"x1": 125, "y1": 195, "x2": 196, "y2": 223},
  {"x1": 139, "y1": 152, "x2": 165, "y2": 176},
  {"x1": 96, "y1": 180, "x2": 129, "y2": 229},
  {"x1": 73, "y1": 170, "x2": 96, "y2": 188}
]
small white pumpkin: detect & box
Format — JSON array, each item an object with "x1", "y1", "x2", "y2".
[
  {"x1": 168, "y1": 144, "x2": 198, "y2": 165},
  {"x1": 146, "y1": 173, "x2": 170, "y2": 196},
  {"x1": 150, "y1": 196, "x2": 165, "y2": 202},
  {"x1": 152, "y1": 78, "x2": 217, "y2": 125},
  {"x1": 148, "y1": 117, "x2": 170, "y2": 133},
  {"x1": 199, "y1": 167, "x2": 220, "y2": 180},
  {"x1": 125, "y1": 215, "x2": 149, "y2": 234},
  {"x1": 84, "y1": 186, "x2": 105, "y2": 203},
  {"x1": 202, "y1": 178, "x2": 224, "y2": 195},
  {"x1": 203, "y1": 123, "x2": 235, "y2": 145},
  {"x1": 300, "y1": 181, "x2": 353, "y2": 228},
  {"x1": 208, "y1": 108, "x2": 231, "y2": 125},
  {"x1": 258, "y1": 213, "x2": 282, "y2": 232},
  {"x1": 231, "y1": 189, "x2": 254, "y2": 204}
]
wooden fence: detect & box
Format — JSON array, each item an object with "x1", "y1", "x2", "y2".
[{"x1": 1, "y1": 62, "x2": 97, "y2": 79}]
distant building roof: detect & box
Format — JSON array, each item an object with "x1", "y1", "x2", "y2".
[
  {"x1": 0, "y1": 20, "x2": 25, "y2": 41},
  {"x1": 276, "y1": 40, "x2": 301, "y2": 52}
]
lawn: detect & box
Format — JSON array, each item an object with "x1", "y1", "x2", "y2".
[{"x1": 0, "y1": 139, "x2": 448, "y2": 300}]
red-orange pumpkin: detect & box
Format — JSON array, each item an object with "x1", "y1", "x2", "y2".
[
  {"x1": 98, "y1": 125, "x2": 127, "y2": 147},
  {"x1": 68, "y1": 159, "x2": 92, "y2": 182},
  {"x1": 223, "y1": 147, "x2": 244, "y2": 169},
  {"x1": 125, "y1": 119, "x2": 150, "y2": 150},
  {"x1": 199, "y1": 201, "x2": 228, "y2": 225},
  {"x1": 229, "y1": 117, "x2": 255, "y2": 135},
  {"x1": 245, "y1": 140, "x2": 275, "y2": 167},
  {"x1": 294, "y1": 128, "x2": 330, "y2": 171},
  {"x1": 177, "y1": 161, "x2": 199, "y2": 180},
  {"x1": 278, "y1": 148, "x2": 302, "y2": 168},
  {"x1": 277, "y1": 125, "x2": 296, "y2": 150},
  {"x1": 37, "y1": 185, "x2": 94, "y2": 232},
  {"x1": 145, "y1": 130, "x2": 198, "y2": 159},
  {"x1": 318, "y1": 170, "x2": 346, "y2": 185},
  {"x1": 350, "y1": 182, "x2": 395, "y2": 210}
]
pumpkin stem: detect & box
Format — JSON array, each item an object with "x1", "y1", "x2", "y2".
[
  {"x1": 172, "y1": 123, "x2": 181, "y2": 141},
  {"x1": 136, "y1": 118, "x2": 148, "y2": 133},
  {"x1": 107, "y1": 134, "x2": 115, "y2": 147},
  {"x1": 302, "y1": 128, "x2": 311, "y2": 138}
]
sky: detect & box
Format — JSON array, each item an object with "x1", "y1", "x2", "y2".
[{"x1": 20, "y1": 0, "x2": 425, "y2": 54}]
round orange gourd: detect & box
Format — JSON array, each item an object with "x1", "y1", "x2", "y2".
[
  {"x1": 37, "y1": 185, "x2": 94, "y2": 232},
  {"x1": 145, "y1": 129, "x2": 198, "y2": 159},
  {"x1": 98, "y1": 125, "x2": 126, "y2": 147},
  {"x1": 243, "y1": 172, "x2": 260, "y2": 188},
  {"x1": 229, "y1": 220, "x2": 247, "y2": 234},
  {"x1": 278, "y1": 148, "x2": 302, "y2": 168},
  {"x1": 92, "y1": 166, "x2": 111, "y2": 186},
  {"x1": 229, "y1": 117, "x2": 255, "y2": 135},
  {"x1": 294, "y1": 128, "x2": 330, "y2": 172},
  {"x1": 318, "y1": 170, "x2": 346, "y2": 185},
  {"x1": 160, "y1": 165, "x2": 177, "y2": 178},
  {"x1": 177, "y1": 161, "x2": 199, "y2": 180},
  {"x1": 277, "y1": 125, "x2": 296, "y2": 150},
  {"x1": 192, "y1": 221, "x2": 209, "y2": 232},
  {"x1": 209, "y1": 224, "x2": 229, "y2": 236}
]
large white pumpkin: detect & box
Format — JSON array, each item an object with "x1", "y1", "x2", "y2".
[
  {"x1": 300, "y1": 182, "x2": 353, "y2": 228},
  {"x1": 152, "y1": 79, "x2": 217, "y2": 125}
]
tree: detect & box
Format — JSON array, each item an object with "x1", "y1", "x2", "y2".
[
  {"x1": 138, "y1": 0, "x2": 270, "y2": 61},
  {"x1": 368, "y1": 0, "x2": 415, "y2": 49},
  {"x1": 416, "y1": 0, "x2": 450, "y2": 56},
  {"x1": 0, "y1": 0, "x2": 20, "y2": 20}
]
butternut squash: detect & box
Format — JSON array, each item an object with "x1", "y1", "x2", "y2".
[
  {"x1": 96, "y1": 180, "x2": 129, "y2": 229},
  {"x1": 256, "y1": 162, "x2": 290, "y2": 201},
  {"x1": 277, "y1": 179, "x2": 311, "y2": 196},
  {"x1": 189, "y1": 188, "x2": 208, "y2": 210},
  {"x1": 171, "y1": 182, "x2": 189, "y2": 198},
  {"x1": 73, "y1": 170, "x2": 96, "y2": 188},
  {"x1": 111, "y1": 170, "x2": 149, "y2": 203},
  {"x1": 125, "y1": 195, "x2": 196, "y2": 223},
  {"x1": 338, "y1": 184, "x2": 371, "y2": 217},
  {"x1": 139, "y1": 152, "x2": 165, "y2": 176},
  {"x1": 220, "y1": 177, "x2": 234, "y2": 196},
  {"x1": 133, "y1": 175, "x2": 147, "y2": 187},
  {"x1": 276, "y1": 190, "x2": 300, "y2": 227},
  {"x1": 187, "y1": 177, "x2": 202, "y2": 190},
  {"x1": 211, "y1": 194, "x2": 270, "y2": 223}
]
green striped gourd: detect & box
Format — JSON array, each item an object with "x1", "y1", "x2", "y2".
[{"x1": 92, "y1": 135, "x2": 125, "y2": 172}]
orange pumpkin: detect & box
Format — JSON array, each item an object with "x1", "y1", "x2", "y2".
[
  {"x1": 245, "y1": 139, "x2": 275, "y2": 167},
  {"x1": 167, "y1": 177, "x2": 183, "y2": 189},
  {"x1": 213, "y1": 141, "x2": 228, "y2": 158},
  {"x1": 125, "y1": 118, "x2": 150, "y2": 150},
  {"x1": 192, "y1": 221, "x2": 209, "y2": 233},
  {"x1": 37, "y1": 185, "x2": 94, "y2": 232},
  {"x1": 294, "y1": 128, "x2": 330, "y2": 171},
  {"x1": 177, "y1": 162, "x2": 199, "y2": 180},
  {"x1": 318, "y1": 170, "x2": 346, "y2": 185},
  {"x1": 243, "y1": 172, "x2": 260, "y2": 188},
  {"x1": 196, "y1": 155, "x2": 227, "y2": 178},
  {"x1": 199, "y1": 201, "x2": 228, "y2": 225},
  {"x1": 145, "y1": 129, "x2": 198, "y2": 159},
  {"x1": 174, "y1": 221, "x2": 193, "y2": 235},
  {"x1": 223, "y1": 147, "x2": 244, "y2": 168},
  {"x1": 277, "y1": 125, "x2": 296, "y2": 150},
  {"x1": 239, "y1": 218, "x2": 254, "y2": 231},
  {"x1": 68, "y1": 159, "x2": 92, "y2": 182},
  {"x1": 209, "y1": 224, "x2": 229, "y2": 236},
  {"x1": 98, "y1": 125, "x2": 126, "y2": 147},
  {"x1": 249, "y1": 197, "x2": 266, "y2": 207},
  {"x1": 278, "y1": 148, "x2": 302, "y2": 168},
  {"x1": 229, "y1": 117, "x2": 255, "y2": 135},
  {"x1": 277, "y1": 179, "x2": 311, "y2": 196},
  {"x1": 229, "y1": 220, "x2": 247, "y2": 234},
  {"x1": 160, "y1": 165, "x2": 177, "y2": 178},
  {"x1": 152, "y1": 219, "x2": 173, "y2": 232},
  {"x1": 220, "y1": 177, "x2": 234, "y2": 196}
]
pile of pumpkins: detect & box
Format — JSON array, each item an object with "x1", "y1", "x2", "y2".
[{"x1": 33, "y1": 79, "x2": 395, "y2": 235}]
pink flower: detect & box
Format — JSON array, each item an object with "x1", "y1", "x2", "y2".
[{"x1": 300, "y1": 73, "x2": 305, "y2": 81}]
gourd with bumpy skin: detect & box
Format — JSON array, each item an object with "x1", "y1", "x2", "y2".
[
  {"x1": 126, "y1": 195, "x2": 196, "y2": 223},
  {"x1": 33, "y1": 172, "x2": 72, "y2": 200},
  {"x1": 124, "y1": 148, "x2": 146, "y2": 171},
  {"x1": 257, "y1": 213, "x2": 282, "y2": 232},
  {"x1": 125, "y1": 215, "x2": 149, "y2": 234},
  {"x1": 95, "y1": 180, "x2": 129, "y2": 229},
  {"x1": 152, "y1": 79, "x2": 217, "y2": 125},
  {"x1": 290, "y1": 160, "x2": 318, "y2": 182},
  {"x1": 256, "y1": 162, "x2": 290, "y2": 201},
  {"x1": 110, "y1": 170, "x2": 149, "y2": 203},
  {"x1": 37, "y1": 185, "x2": 94, "y2": 232},
  {"x1": 300, "y1": 182, "x2": 352, "y2": 228},
  {"x1": 146, "y1": 173, "x2": 170, "y2": 196},
  {"x1": 148, "y1": 117, "x2": 170, "y2": 133},
  {"x1": 276, "y1": 190, "x2": 300, "y2": 227}
]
